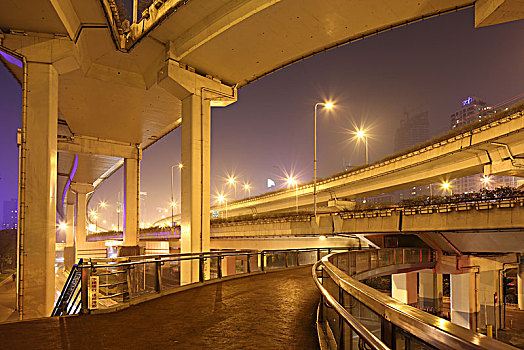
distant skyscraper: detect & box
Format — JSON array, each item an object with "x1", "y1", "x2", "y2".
[
  {"x1": 450, "y1": 96, "x2": 487, "y2": 129},
  {"x1": 2, "y1": 198, "x2": 17, "y2": 229},
  {"x1": 394, "y1": 111, "x2": 430, "y2": 152},
  {"x1": 450, "y1": 96, "x2": 520, "y2": 193}
]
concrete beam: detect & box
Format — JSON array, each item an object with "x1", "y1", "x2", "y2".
[
  {"x1": 58, "y1": 135, "x2": 141, "y2": 159},
  {"x1": 50, "y1": 0, "x2": 81, "y2": 40},
  {"x1": 123, "y1": 158, "x2": 140, "y2": 247},
  {"x1": 168, "y1": 0, "x2": 280, "y2": 60},
  {"x1": 157, "y1": 57, "x2": 237, "y2": 105},
  {"x1": 70, "y1": 182, "x2": 94, "y2": 251},
  {"x1": 475, "y1": 0, "x2": 524, "y2": 27}
]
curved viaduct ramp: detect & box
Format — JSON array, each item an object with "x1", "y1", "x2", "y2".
[{"x1": 0, "y1": 267, "x2": 319, "y2": 349}]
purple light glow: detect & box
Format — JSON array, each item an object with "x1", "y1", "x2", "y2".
[
  {"x1": 62, "y1": 154, "x2": 79, "y2": 208},
  {"x1": 0, "y1": 50, "x2": 23, "y2": 68}
]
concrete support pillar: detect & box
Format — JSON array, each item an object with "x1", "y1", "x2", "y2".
[
  {"x1": 123, "y1": 157, "x2": 140, "y2": 248},
  {"x1": 392, "y1": 272, "x2": 417, "y2": 305},
  {"x1": 518, "y1": 256, "x2": 524, "y2": 310},
  {"x1": 451, "y1": 273, "x2": 477, "y2": 330},
  {"x1": 70, "y1": 183, "x2": 94, "y2": 255},
  {"x1": 63, "y1": 194, "x2": 76, "y2": 269},
  {"x1": 418, "y1": 269, "x2": 443, "y2": 314},
  {"x1": 18, "y1": 62, "x2": 58, "y2": 319},
  {"x1": 180, "y1": 94, "x2": 211, "y2": 284}
]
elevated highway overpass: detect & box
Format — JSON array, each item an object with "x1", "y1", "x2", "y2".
[
  {"x1": 212, "y1": 105, "x2": 524, "y2": 216},
  {"x1": 1, "y1": 0, "x2": 523, "y2": 319}
]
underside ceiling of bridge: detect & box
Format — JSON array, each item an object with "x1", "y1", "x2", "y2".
[{"x1": 1, "y1": 0, "x2": 523, "y2": 200}]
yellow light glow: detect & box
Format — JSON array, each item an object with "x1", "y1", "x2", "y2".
[
  {"x1": 480, "y1": 176, "x2": 491, "y2": 184},
  {"x1": 319, "y1": 235, "x2": 327, "y2": 240},
  {"x1": 286, "y1": 176, "x2": 297, "y2": 186},
  {"x1": 58, "y1": 222, "x2": 67, "y2": 231},
  {"x1": 89, "y1": 210, "x2": 97, "y2": 217},
  {"x1": 244, "y1": 183, "x2": 250, "y2": 190},
  {"x1": 356, "y1": 129, "x2": 366, "y2": 139},
  {"x1": 217, "y1": 194, "x2": 226, "y2": 203},
  {"x1": 99, "y1": 201, "x2": 107, "y2": 208},
  {"x1": 170, "y1": 201, "x2": 177, "y2": 207},
  {"x1": 92, "y1": 214, "x2": 98, "y2": 220},
  {"x1": 325, "y1": 102, "x2": 333, "y2": 109},
  {"x1": 442, "y1": 181, "x2": 450, "y2": 190},
  {"x1": 88, "y1": 223, "x2": 96, "y2": 232},
  {"x1": 227, "y1": 177, "x2": 235, "y2": 185},
  {"x1": 178, "y1": 163, "x2": 183, "y2": 169},
  {"x1": 116, "y1": 208, "x2": 121, "y2": 213}
]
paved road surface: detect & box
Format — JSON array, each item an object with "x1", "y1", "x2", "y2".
[{"x1": 0, "y1": 266, "x2": 320, "y2": 349}]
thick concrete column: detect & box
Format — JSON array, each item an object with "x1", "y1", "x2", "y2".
[
  {"x1": 19, "y1": 62, "x2": 58, "y2": 319},
  {"x1": 70, "y1": 183, "x2": 94, "y2": 254},
  {"x1": 392, "y1": 272, "x2": 417, "y2": 305},
  {"x1": 63, "y1": 194, "x2": 76, "y2": 269},
  {"x1": 123, "y1": 157, "x2": 140, "y2": 249},
  {"x1": 518, "y1": 256, "x2": 524, "y2": 310},
  {"x1": 419, "y1": 269, "x2": 443, "y2": 314},
  {"x1": 451, "y1": 273, "x2": 477, "y2": 330},
  {"x1": 180, "y1": 94, "x2": 211, "y2": 284}
]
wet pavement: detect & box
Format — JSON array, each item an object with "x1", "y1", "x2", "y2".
[{"x1": 0, "y1": 267, "x2": 320, "y2": 349}]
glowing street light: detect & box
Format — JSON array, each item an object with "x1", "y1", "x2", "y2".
[
  {"x1": 314, "y1": 101, "x2": 334, "y2": 217},
  {"x1": 58, "y1": 222, "x2": 67, "y2": 231},
  {"x1": 480, "y1": 175, "x2": 491, "y2": 188},
  {"x1": 354, "y1": 128, "x2": 369, "y2": 165},
  {"x1": 217, "y1": 194, "x2": 228, "y2": 218},
  {"x1": 99, "y1": 201, "x2": 107, "y2": 208},
  {"x1": 441, "y1": 181, "x2": 452, "y2": 196},
  {"x1": 286, "y1": 176, "x2": 299, "y2": 214},
  {"x1": 243, "y1": 183, "x2": 251, "y2": 198},
  {"x1": 226, "y1": 176, "x2": 237, "y2": 200}
]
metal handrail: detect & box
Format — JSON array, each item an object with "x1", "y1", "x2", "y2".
[
  {"x1": 312, "y1": 260, "x2": 389, "y2": 350},
  {"x1": 319, "y1": 252, "x2": 518, "y2": 350}
]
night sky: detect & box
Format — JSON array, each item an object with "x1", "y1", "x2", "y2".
[{"x1": 1, "y1": 9, "x2": 523, "y2": 226}]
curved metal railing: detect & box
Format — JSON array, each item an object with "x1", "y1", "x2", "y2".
[
  {"x1": 314, "y1": 250, "x2": 517, "y2": 349},
  {"x1": 54, "y1": 247, "x2": 353, "y2": 316}
]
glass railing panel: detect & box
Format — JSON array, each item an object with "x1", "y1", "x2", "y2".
[
  {"x1": 160, "y1": 260, "x2": 180, "y2": 290},
  {"x1": 266, "y1": 252, "x2": 286, "y2": 269},
  {"x1": 298, "y1": 251, "x2": 317, "y2": 265},
  {"x1": 209, "y1": 256, "x2": 219, "y2": 279}
]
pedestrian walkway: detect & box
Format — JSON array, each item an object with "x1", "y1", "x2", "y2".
[{"x1": 0, "y1": 266, "x2": 320, "y2": 349}]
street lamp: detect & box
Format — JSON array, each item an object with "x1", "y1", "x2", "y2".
[
  {"x1": 58, "y1": 222, "x2": 67, "y2": 231},
  {"x1": 480, "y1": 175, "x2": 491, "y2": 189},
  {"x1": 286, "y1": 176, "x2": 298, "y2": 214},
  {"x1": 170, "y1": 201, "x2": 177, "y2": 228},
  {"x1": 217, "y1": 194, "x2": 228, "y2": 219},
  {"x1": 442, "y1": 181, "x2": 452, "y2": 196},
  {"x1": 227, "y1": 176, "x2": 237, "y2": 200},
  {"x1": 171, "y1": 163, "x2": 183, "y2": 228},
  {"x1": 314, "y1": 101, "x2": 334, "y2": 217},
  {"x1": 355, "y1": 128, "x2": 369, "y2": 165},
  {"x1": 243, "y1": 183, "x2": 251, "y2": 199},
  {"x1": 116, "y1": 205, "x2": 121, "y2": 231}
]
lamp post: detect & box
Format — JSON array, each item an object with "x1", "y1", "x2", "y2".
[
  {"x1": 218, "y1": 194, "x2": 228, "y2": 219},
  {"x1": 314, "y1": 102, "x2": 334, "y2": 217},
  {"x1": 227, "y1": 176, "x2": 237, "y2": 200},
  {"x1": 171, "y1": 163, "x2": 183, "y2": 227},
  {"x1": 287, "y1": 177, "x2": 298, "y2": 214},
  {"x1": 355, "y1": 129, "x2": 369, "y2": 165}
]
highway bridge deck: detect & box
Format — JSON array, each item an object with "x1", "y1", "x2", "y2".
[{"x1": 0, "y1": 267, "x2": 319, "y2": 349}]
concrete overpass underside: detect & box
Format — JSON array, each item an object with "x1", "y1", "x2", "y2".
[{"x1": 1, "y1": 0, "x2": 523, "y2": 319}]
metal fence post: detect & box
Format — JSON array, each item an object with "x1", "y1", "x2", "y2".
[
  {"x1": 199, "y1": 256, "x2": 204, "y2": 283},
  {"x1": 261, "y1": 251, "x2": 265, "y2": 271},
  {"x1": 218, "y1": 255, "x2": 223, "y2": 278},
  {"x1": 246, "y1": 254, "x2": 251, "y2": 273},
  {"x1": 80, "y1": 266, "x2": 90, "y2": 315},
  {"x1": 317, "y1": 248, "x2": 321, "y2": 261},
  {"x1": 285, "y1": 252, "x2": 289, "y2": 268},
  {"x1": 155, "y1": 258, "x2": 162, "y2": 293}
]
